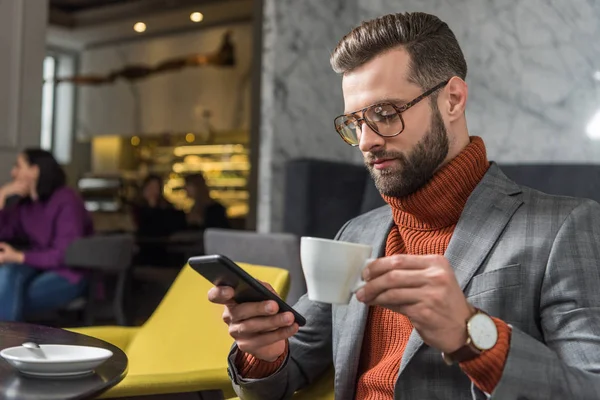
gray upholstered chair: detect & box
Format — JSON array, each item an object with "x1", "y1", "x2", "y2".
[
  {"x1": 64, "y1": 234, "x2": 135, "y2": 326},
  {"x1": 203, "y1": 229, "x2": 306, "y2": 304}
]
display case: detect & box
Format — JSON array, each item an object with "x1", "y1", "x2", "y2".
[
  {"x1": 90, "y1": 131, "x2": 250, "y2": 220},
  {"x1": 161, "y1": 143, "x2": 250, "y2": 218}
]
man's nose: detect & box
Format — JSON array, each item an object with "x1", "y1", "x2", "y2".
[{"x1": 358, "y1": 121, "x2": 385, "y2": 153}]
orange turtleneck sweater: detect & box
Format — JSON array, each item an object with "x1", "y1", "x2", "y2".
[
  {"x1": 355, "y1": 136, "x2": 510, "y2": 398},
  {"x1": 236, "y1": 136, "x2": 511, "y2": 397}
]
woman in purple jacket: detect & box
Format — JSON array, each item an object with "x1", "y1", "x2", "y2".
[{"x1": 0, "y1": 149, "x2": 93, "y2": 321}]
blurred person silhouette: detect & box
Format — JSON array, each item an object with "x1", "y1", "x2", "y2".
[
  {"x1": 0, "y1": 149, "x2": 93, "y2": 321},
  {"x1": 133, "y1": 174, "x2": 186, "y2": 238},
  {"x1": 184, "y1": 173, "x2": 230, "y2": 230},
  {"x1": 132, "y1": 174, "x2": 186, "y2": 266}
]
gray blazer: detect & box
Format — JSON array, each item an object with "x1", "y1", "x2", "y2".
[{"x1": 228, "y1": 163, "x2": 600, "y2": 399}]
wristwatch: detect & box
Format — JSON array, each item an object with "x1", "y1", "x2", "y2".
[{"x1": 442, "y1": 308, "x2": 498, "y2": 365}]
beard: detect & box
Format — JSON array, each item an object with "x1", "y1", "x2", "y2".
[{"x1": 365, "y1": 105, "x2": 449, "y2": 198}]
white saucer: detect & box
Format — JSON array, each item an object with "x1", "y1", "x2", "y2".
[{"x1": 0, "y1": 344, "x2": 113, "y2": 378}]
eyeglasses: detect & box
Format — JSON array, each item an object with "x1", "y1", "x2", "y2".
[{"x1": 333, "y1": 80, "x2": 449, "y2": 146}]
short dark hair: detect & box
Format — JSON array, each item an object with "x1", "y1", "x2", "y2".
[
  {"x1": 22, "y1": 148, "x2": 66, "y2": 201},
  {"x1": 330, "y1": 12, "x2": 467, "y2": 90},
  {"x1": 184, "y1": 173, "x2": 207, "y2": 187}
]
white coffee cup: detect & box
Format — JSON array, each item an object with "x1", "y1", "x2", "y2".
[{"x1": 300, "y1": 236, "x2": 374, "y2": 304}]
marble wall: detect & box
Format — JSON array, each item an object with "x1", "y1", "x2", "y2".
[
  {"x1": 257, "y1": 0, "x2": 361, "y2": 232},
  {"x1": 258, "y1": 0, "x2": 600, "y2": 232}
]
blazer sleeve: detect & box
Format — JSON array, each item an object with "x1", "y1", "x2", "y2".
[
  {"x1": 226, "y1": 219, "x2": 354, "y2": 400},
  {"x1": 492, "y1": 199, "x2": 600, "y2": 399}
]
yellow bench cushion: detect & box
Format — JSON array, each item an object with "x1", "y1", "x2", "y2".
[{"x1": 70, "y1": 263, "x2": 290, "y2": 398}]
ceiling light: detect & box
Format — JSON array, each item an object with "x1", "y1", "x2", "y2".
[
  {"x1": 133, "y1": 22, "x2": 147, "y2": 33},
  {"x1": 586, "y1": 109, "x2": 600, "y2": 140},
  {"x1": 594, "y1": 71, "x2": 600, "y2": 82},
  {"x1": 190, "y1": 12, "x2": 204, "y2": 23}
]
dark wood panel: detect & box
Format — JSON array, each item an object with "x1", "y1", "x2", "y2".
[{"x1": 50, "y1": 0, "x2": 140, "y2": 13}]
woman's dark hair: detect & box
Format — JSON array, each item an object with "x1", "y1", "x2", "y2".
[{"x1": 22, "y1": 148, "x2": 66, "y2": 201}]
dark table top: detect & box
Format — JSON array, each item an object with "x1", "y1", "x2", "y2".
[{"x1": 0, "y1": 322, "x2": 128, "y2": 400}]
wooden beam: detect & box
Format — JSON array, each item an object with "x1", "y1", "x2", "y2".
[{"x1": 48, "y1": 8, "x2": 76, "y2": 28}]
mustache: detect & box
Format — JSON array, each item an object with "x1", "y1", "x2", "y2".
[{"x1": 364, "y1": 150, "x2": 405, "y2": 164}]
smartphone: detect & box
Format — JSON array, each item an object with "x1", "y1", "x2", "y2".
[{"x1": 189, "y1": 254, "x2": 306, "y2": 326}]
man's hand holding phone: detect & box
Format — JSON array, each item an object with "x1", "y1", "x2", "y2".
[{"x1": 208, "y1": 282, "x2": 299, "y2": 362}]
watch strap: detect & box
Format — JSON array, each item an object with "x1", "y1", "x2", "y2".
[
  {"x1": 441, "y1": 307, "x2": 490, "y2": 365},
  {"x1": 442, "y1": 338, "x2": 481, "y2": 365}
]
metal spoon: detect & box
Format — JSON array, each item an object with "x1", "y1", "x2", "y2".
[{"x1": 22, "y1": 342, "x2": 46, "y2": 358}]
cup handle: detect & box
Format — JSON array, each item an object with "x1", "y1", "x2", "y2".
[{"x1": 352, "y1": 258, "x2": 375, "y2": 293}]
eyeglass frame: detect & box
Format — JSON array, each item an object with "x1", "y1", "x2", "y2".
[{"x1": 333, "y1": 79, "x2": 450, "y2": 146}]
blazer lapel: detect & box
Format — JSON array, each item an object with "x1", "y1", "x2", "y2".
[
  {"x1": 334, "y1": 209, "x2": 393, "y2": 400},
  {"x1": 398, "y1": 164, "x2": 523, "y2": 375}
]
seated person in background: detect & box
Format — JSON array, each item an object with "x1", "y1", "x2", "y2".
[
  {"x1": 132, "y1": 174, "x2": 186, "y2": 266},
  {"x1": 184, "y1": 173, "x2": 230, "y2": 230},
  {"x1": 0, "y1": 149, "x2": 93, "y2": 321},
  {"x1": 133, "y1": 174, "x2": 186, "y2": 238}
]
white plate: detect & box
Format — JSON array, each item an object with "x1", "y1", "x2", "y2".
[{"x1": 0, "y1": 344, "x2": 113, "y2": 378}]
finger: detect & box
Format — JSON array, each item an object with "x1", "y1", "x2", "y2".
[
  {"x1": 258, "y1": 281, "x2": 278, "y2": 295},
  {"x1": 236, "y1": 324, "x2": 299, "y2": 354},
  {"x1": 222, "y1": 306, "x2": 233, "y2": 325},
  {"x1": 229, "y1": 300, "x2": 279, "y2": 323},
  {"x1": 364, "y1": 287, "x2": 422, "y2": 307},
  {"x1": 364, "y1": 254, "x2": 443, "y2": 280},
  {"x1": 207, "y1": 286, "x2": 236, "y2": 304},
  {"x1": 358, "y1": 269, "x2": 428, "y2": 302},
  {"x1": 228, "y1": 312, "x2": 295, "y2": 339}
]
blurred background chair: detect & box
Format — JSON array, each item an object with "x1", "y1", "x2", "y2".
[
  {"x1": 64, "y1": 234, "x2": 135, "y2": 326},
  {"x1": 204, "y1": 228, "x2": 305, "y2": 304},
  {"x1": 282, "y1": 159, "x2": 600, "y2": 240},
  {"x1": 282, "y1": 159, "x2": 385, "y2": 240},
  {"x1": 499, "y1": 164, "x2": 600, "y2": 202},
  {"x1": 69, "y1": 262, "x2": 290, "y2": 399}
]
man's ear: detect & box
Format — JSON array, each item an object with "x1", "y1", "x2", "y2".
[{"x1": 442, "y1": 77, "x2": 468, "y2": 122}]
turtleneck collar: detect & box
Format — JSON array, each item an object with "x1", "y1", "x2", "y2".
[{"x1": 381, "y1": 136, "x2": 489, "y2": 231}]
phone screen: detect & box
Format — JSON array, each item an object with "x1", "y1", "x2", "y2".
[{"x1": 189, "y1": 254, "x2": 306, "y2": 326}]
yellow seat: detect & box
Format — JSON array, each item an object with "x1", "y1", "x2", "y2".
[
  {"x1": 69, "y1": 263, "x2": 290, "y2": 399},
  {"x1": 227, "y1": 367, "x2": 334, "y2": 400},
  {"x1": 292, "y1": 367, "x2": 334, "y2": 400}
]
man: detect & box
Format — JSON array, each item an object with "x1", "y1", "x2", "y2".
[{"x1": 209, "y1": 12, "x2": 600, "y2": 399}]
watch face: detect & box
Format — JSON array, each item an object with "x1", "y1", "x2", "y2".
[{"x1": 468, "y1": 313, "x2": 498, "y2": 350}]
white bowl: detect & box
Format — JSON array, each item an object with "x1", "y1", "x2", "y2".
[{"x1": 0, "y1": 344, "x2": 113, "y2": 377}]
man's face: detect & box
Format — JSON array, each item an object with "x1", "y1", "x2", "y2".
[{"x1": 342, "y1": 48, "x2": 449, "y2": 198}]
